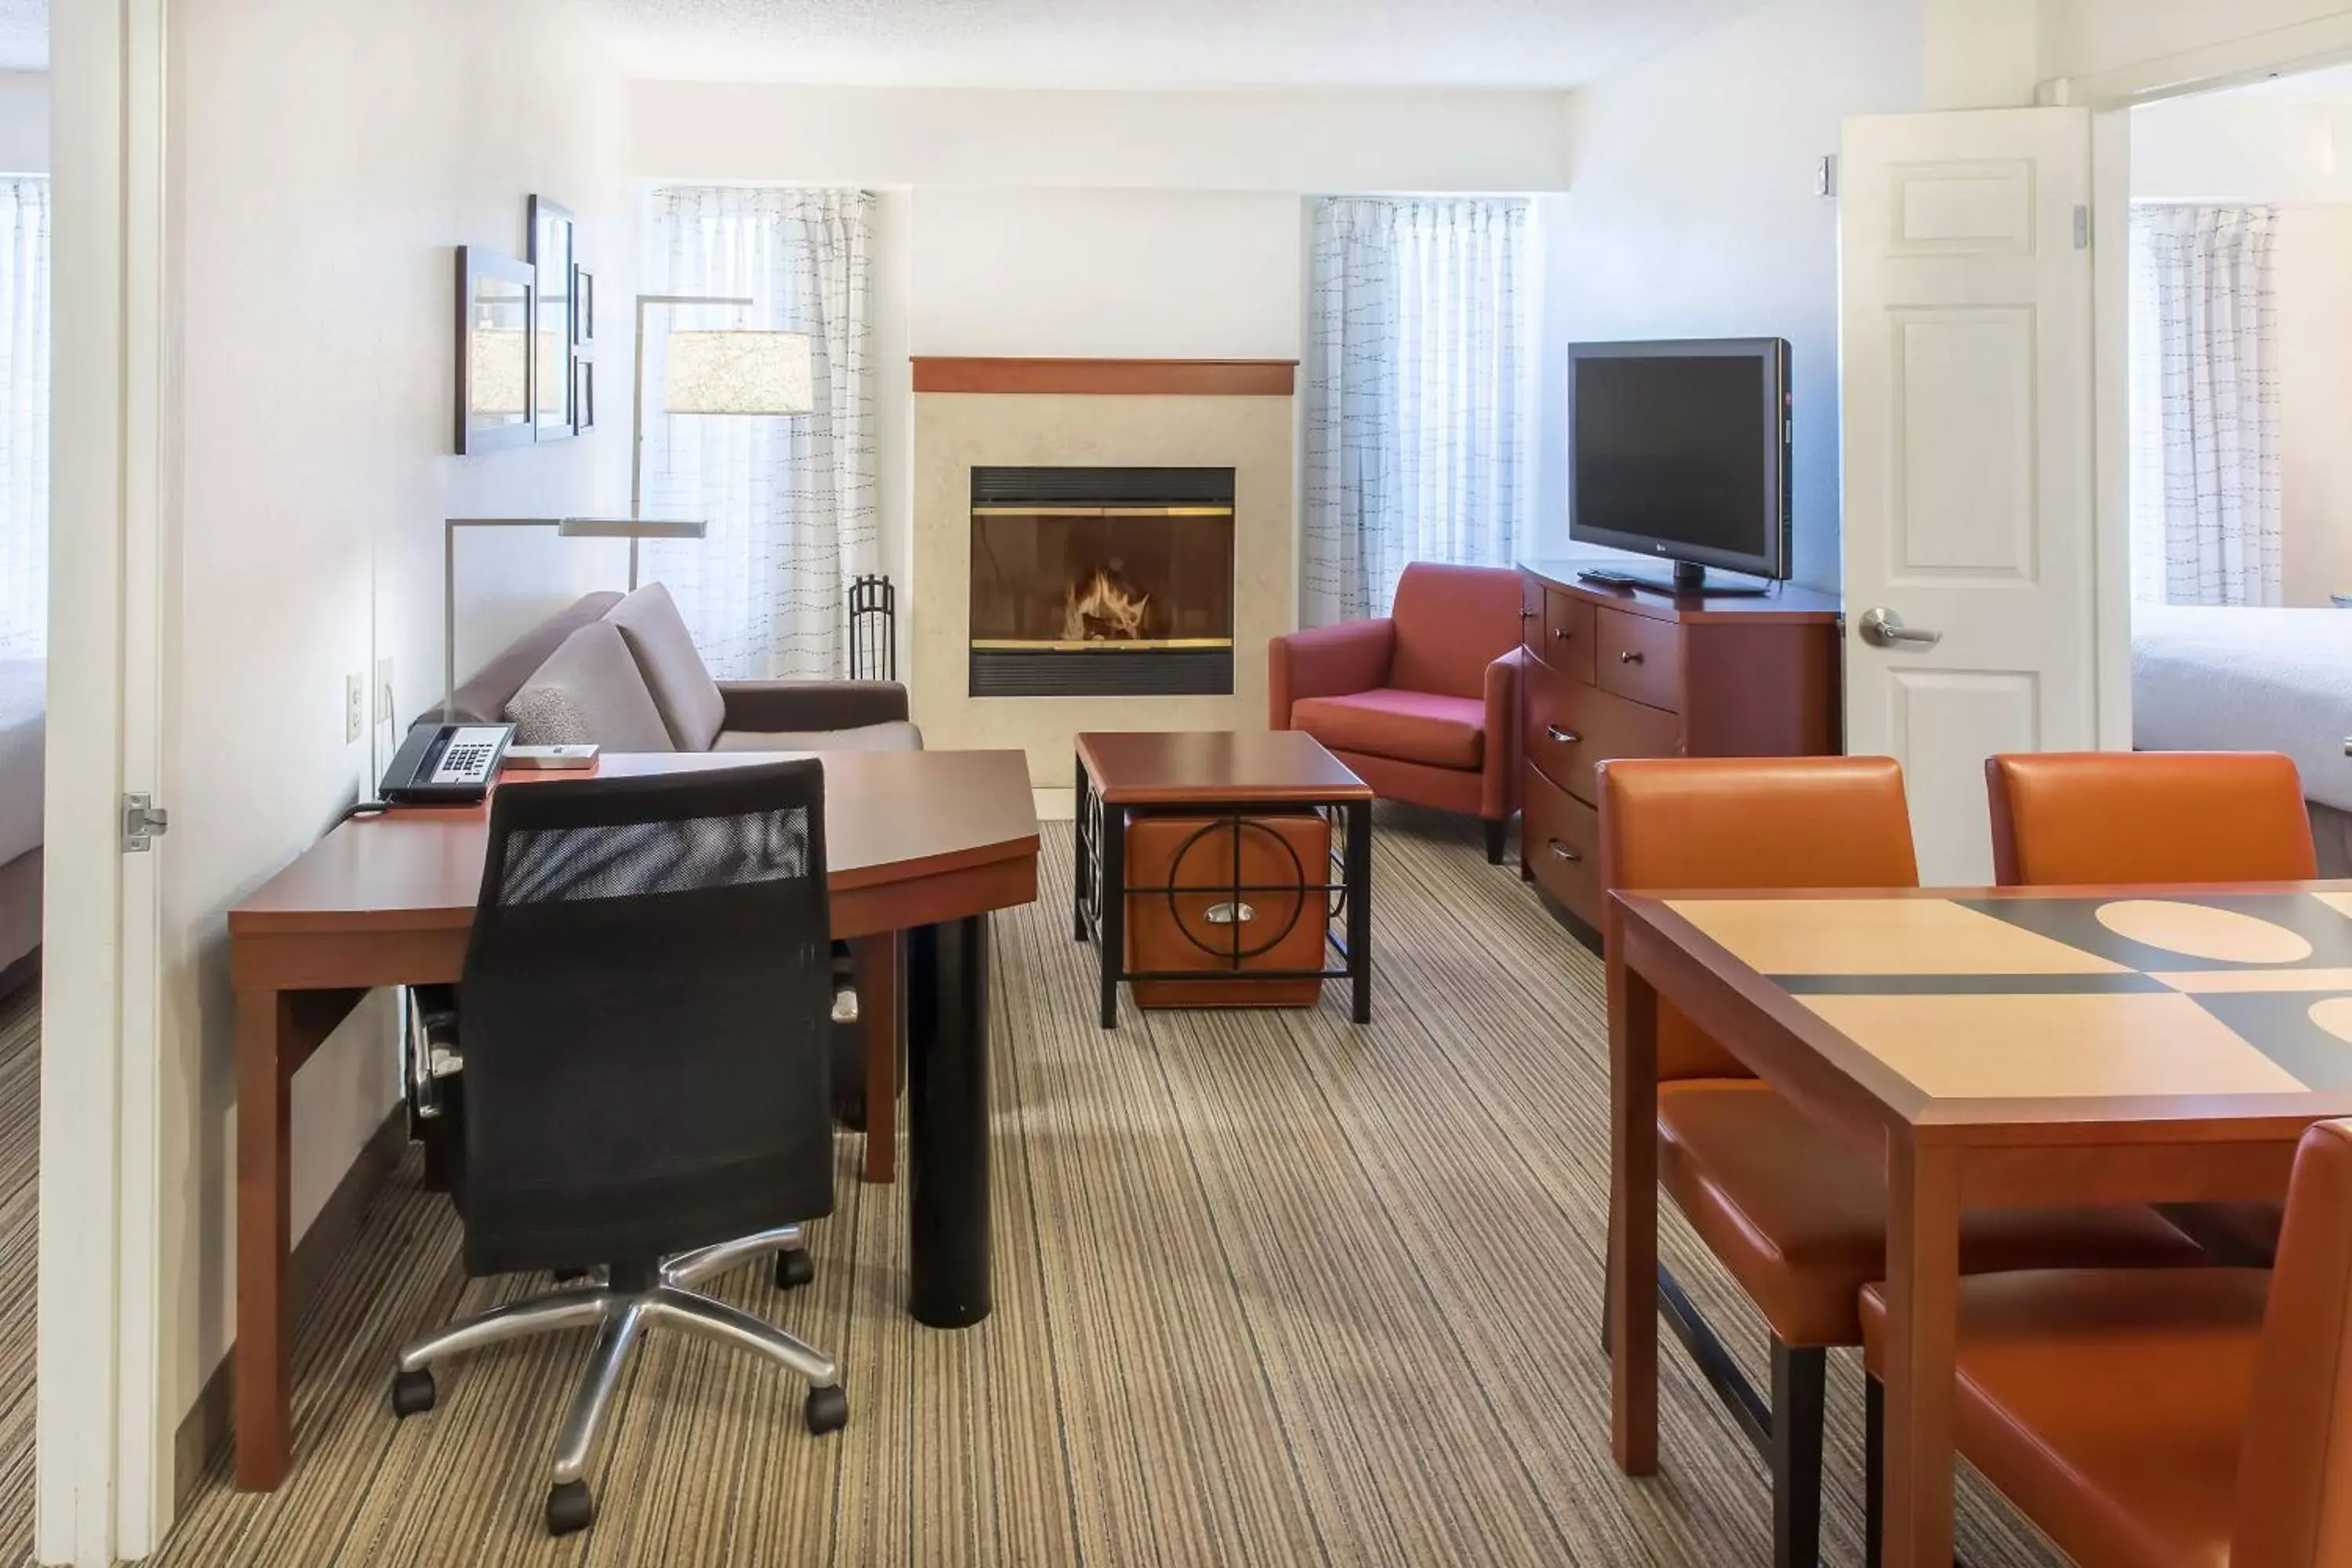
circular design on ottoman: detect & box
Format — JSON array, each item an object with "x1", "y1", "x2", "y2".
[
  {"x1": 2094, "y1": 899, "x2": 2314, "y2": 965},
  {"x1": 2309, "y1": 996, "x2": 2352, "y2": 1044},
  {"x1": 1168, "y1": 818, "x2": 1308, "y2": 963}
]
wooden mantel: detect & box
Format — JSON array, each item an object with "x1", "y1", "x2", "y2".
[{"x1": 910, "y1": 357, "x2": 1297, "y2": 397}]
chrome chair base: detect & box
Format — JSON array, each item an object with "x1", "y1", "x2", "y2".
[{"x1": 390, "y1": 1225, "x2": 844, "y2": 1537}]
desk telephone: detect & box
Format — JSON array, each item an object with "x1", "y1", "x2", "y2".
[{"x1": 379, "y1": 721, "x2": 515, "y2": 804}]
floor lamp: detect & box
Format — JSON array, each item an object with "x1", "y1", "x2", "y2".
[
  {"x1": 441, "y1": 515, "x2": 706, "y2": 717},
  {"x1": 632, "y1": 294, "x2": 817, "y2": 588}
]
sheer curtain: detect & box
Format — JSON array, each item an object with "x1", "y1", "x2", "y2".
[
  {"x1": 1302, "y1": 196, "x2": 1530, "y2": 626},
  {"x1": 0, "y1": 178, "x2": 47, "y2": 658},
  {"x1": 639, "y1": 187, "x2": 877, "y2": 679},
  {"x1": 2129, "y1": 204, "x2": 2281, "y2": 607}
]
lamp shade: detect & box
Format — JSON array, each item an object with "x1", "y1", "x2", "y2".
[{"x1": 664, "y1": 329, "x2": 815, "y2": 416}]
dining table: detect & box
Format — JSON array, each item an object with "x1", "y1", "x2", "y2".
[{"x1": 1606, "y1": 879, "x2": 2352, "y2": 1566}]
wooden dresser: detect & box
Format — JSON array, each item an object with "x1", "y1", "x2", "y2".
[{"x1": 1517, "y1": 561, "x2": 1844, "y2": 942}]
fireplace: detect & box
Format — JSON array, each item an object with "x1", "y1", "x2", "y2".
[{"x1": 968, "y1": 466, "x2": 1237, "y2": 697}]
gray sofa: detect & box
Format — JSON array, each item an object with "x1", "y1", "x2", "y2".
[{"x1": 445, "y1": 583, "x2": 919, "y2": 753}]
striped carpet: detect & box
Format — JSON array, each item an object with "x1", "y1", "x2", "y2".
[
  {"x1": 48, "y1": 811, "x2": 2062, "y2": 1565},
  {"x1": 0, "y1": 988, "x2": 32, "y2": 1568}
]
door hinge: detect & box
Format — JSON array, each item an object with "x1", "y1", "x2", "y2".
[
  {"x1": 2074, "y1": 204, "x2": 2090, "y2": 250},
  {"x1": 122, "y1": 793, "x2": 169, "y2": 853}
]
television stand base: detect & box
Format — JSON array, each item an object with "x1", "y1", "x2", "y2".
[{"x1": 1573, "y1": 561, "x2": 1773, "y2": 598}]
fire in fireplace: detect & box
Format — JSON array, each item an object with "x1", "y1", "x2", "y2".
[{"x1": 969, "y1": 466, "x2": 1236, "y2": 697}]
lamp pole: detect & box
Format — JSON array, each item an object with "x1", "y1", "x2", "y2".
[{"x1": 631, "y1": 293, "x2": 753, "y2": 590}]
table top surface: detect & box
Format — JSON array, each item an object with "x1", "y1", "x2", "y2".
[
  {"x1": 1076, "y1": 730, "x2": 1373, "y2": 804},
  {"x1": 230, "y1": 750, "x2": 1040, "y2": 936},
  {"x1": 1620, "y1": 881, "x2": 2352, "y2": 1134}
]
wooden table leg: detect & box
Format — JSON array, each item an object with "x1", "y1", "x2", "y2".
[
  {"x1": 234, "y1": 988, "x2": 293, "y2": 1491},
  {"x1": 1883, "y1": 1138, "x2": 1961, "y2": 1568},
  {"x1": 857, "y1": 933, "x2": 901, "y2": 1185},
  {"x1": 1609, "y1": 946, "x2": 1660, "y2": 1475}
]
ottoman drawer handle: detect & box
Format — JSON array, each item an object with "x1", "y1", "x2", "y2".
[{"x1": 1204, "y1": 902, "x2": 1256, "y2": 925}]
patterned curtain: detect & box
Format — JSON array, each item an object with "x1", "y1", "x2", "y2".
[
  {"x1": 1302, "y1": 196, "x2": 1530, "y2": 626},
  {"x1": 2128, "y1": 205, "x2": 2281, "y2": 607},
  {"x1": 640, "y1": 187, "x2": 877, "y2": 679},
  {"x1": 0, "y1": 179, "x2": 47, "y2": 658}
]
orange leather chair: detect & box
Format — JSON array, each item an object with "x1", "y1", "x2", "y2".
[
  {"x1": 1987, "y1": 751, "x2": 2317, "y2": 887},
  {"x1": 1987, "y1": 750, "x2": 2318, "y2": 1267},
  {"x1": 1599, "y1": 757, "x2": 2205, "y2": 1568},
  {"x1": 1860, "y1": 1116, "x2": 2352, "y2": 1568}
]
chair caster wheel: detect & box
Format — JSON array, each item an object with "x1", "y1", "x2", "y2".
[
  {"x1": 774, "y1": 1248, "x2": 816, "y2": 1290},
  {"x1": 804, "y1": 1383, "x2": 849, "y2": 1435},
  {"x1": 545, "y1": 1479, "x2": 594, "y2": 1536},
  {"x1": 390, "y1": 1368, "x2": 436, "y2": 1417}
]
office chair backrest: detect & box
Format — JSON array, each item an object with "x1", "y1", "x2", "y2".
[
  {"x1": 458, "y1": 759, "x2": 836, "y2": 1276},
  {"x1": 1986, "y1": 751, "x2": 2316, "y2": 887},
  {"x1": 1597, "y1": 757, "x2": 1919, "y2": 1083},
  {"x1": 2234, "y1": 1117, "x2": 2352, "y2": 1565}
]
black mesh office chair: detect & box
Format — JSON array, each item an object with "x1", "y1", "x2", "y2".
[{"x1": 388, "y1": 758, "x2": 846, "y2": 1536}]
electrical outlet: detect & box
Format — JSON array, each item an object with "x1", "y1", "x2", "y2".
[
  {"x1": 345, "y1": 673, "x2": 365, "y2": 744},
  {"x1": 375, "y1": 656, "x2": 396, "y2": 725}
]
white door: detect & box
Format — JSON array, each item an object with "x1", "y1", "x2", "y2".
[{"x1": 1840, "y1": 108, "x2": 2099, "y2": 884}]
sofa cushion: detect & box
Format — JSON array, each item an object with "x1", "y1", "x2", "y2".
[
  {"x1": 504, "y1": 622, "x2": 676, "y2": 752},
  {"x1": 443, "y1": 591, "x2": 623, "y2": 725},
  {"x1": 714, "y1": 721, "x2": 925, "y2": 754},
  {"x1": 1290, "y1": 688, "x2": 1484, "y2": 771},
  {"x1": 605, "y1": 582, "x2": 726, "y2": 751}
]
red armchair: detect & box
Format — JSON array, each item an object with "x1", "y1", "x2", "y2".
[{"x1": 1269, "y1": 562, "x2": 1525, "y2": 862}]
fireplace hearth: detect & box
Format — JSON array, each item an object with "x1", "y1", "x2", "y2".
[{"x1": 968, "y1": 466, "x2": 1236, "y2": 698}]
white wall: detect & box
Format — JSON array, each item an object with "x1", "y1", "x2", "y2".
[
  {"x1": 2044, "y1": 0, "x2": 2352, "y2": 82},
  {"x1": 0, "y1": 71, "x2": 45, "y2": 172},
  {"x1": 631, "y1": 83, "x2": 1571, "y2": 631},
  {"x1": 2133, "y1": 89, "x2": 2352, "y2": 606},
  {"x1": 168, "y1": 0, "x2": 631, "y2": 1432},
  {"x1": 1542, "y1": 0, "x2": 1929, "y2": 586}
]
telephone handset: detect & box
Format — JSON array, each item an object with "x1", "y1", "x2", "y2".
[{"x1": 379, "y1": 721, "x2": 515, "y2": 805}]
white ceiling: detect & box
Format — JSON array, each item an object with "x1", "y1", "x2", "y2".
[
  {"x1": 577, "y1": 0, "x2": 1766, "y2": 89},
  {"x1": 0, "y1": 0, "x2": 42, "y2": 72}
]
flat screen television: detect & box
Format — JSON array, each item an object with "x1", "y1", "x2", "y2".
[{"x1": 1567, "y1": 338, "x2": 1792, "y2": 595}]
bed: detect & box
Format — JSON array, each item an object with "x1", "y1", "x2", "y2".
[
  {"x1": 2132, "y1": 604, "x2": 2352, "y2": 873},
  {"x1": 0, "y1": 659, "x2": 39, "y2": 993}
]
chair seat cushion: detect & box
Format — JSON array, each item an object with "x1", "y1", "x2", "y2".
[
  {"x1": 1658, "y1": 1080, "x2": 2205, "y2": 1347},
  {"x1": 1860, "y1": 1268, "x2": 2265, "y2": 1568},
  {"x1": 714, "y1": 721, "x2": 924, "y2": 754},
  {"x1": 1290, "y1": 688, "x2": 1484, "y2": 771}
]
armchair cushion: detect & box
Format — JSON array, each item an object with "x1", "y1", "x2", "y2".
[
  {"x1": 720, "y1": 680, "x2": 910, "y2": 735},
  {"x1": 716, "y1": 721, "x2": 924, "y2": 754},
  {"x1": 1389, "y1": 562, "x2": 1526, "y2": 700},
  {"x1": 1291, "y1": 688, "x2": 1484, "y2": 771},
  {"x1": 503, "y1": 622, "x2": 676, "y2": 753},
  {"x1": 606, "y1": 583, "x2": 727, "y2": 751},
  {"x1": 1268, "y1": 619, "x2": 1395, "y2": 728}
]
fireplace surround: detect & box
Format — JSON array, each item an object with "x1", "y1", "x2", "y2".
[{"x1": 969, "y1": 466, "x2": 1236, "y2": 698}]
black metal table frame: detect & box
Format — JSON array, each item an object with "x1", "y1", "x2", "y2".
[{"x1": 1073, "y1": 757, "x2": 1373, "y2": 1028}]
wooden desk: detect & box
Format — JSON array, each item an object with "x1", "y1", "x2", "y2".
[
  {"x1": 227, "y1": 750, "x2": 1041, "y2": 1491},
  {"x1": 1608, "y1": 883, "x2": 2352, "y2": 1567}
]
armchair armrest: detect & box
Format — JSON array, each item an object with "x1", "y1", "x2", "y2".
[
  {"x1": 1267, "y1": 619, "x2": 1396, "y2": 728},
  {"x1": 717, "y1": 680, "x2": 910, "y2": 735},
  {"x1": 1481, "y1": 647, "x2": 1526, "y2": 820}
]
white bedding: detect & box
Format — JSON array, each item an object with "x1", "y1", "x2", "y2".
[
  {"x1": 0, "y1": 659, "x2": 41, "y2": 866},
  {"x1": 2132, "y1": 605, "x2": 2352, "y2": 813}
]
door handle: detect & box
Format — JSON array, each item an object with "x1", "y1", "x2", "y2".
[
  {"x1": 1617, "y1": 650, "x2": 1645, "y2": 665},
  {"x1": 1858, "y1": 607, "x2": 1944, "y2": 650},
  {"x1": 1546, "y1": 724, "x2": 1582, "y2": 745},
  {"x1": 1548, "y1": 840, "x2": 1582, "y2": 863}
]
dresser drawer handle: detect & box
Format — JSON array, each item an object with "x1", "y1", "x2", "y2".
[
  {"x1": 1545, "y1": 724, "x2": 1582, "y2": 745},
  {"x1": 1552, "y1": 626, "x2": 1574, "y2": 641},
  {"x1": 1618, "y1": 650, "x2": 1646, "y2": 665},
  {"x1": 1548, "y1": 840, "x2": 1583, "y2": 863}
]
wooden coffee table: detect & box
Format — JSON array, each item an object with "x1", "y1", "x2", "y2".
[{"x1": 1074, "y1": 731, "x2": 1376, "y2": 1027}]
